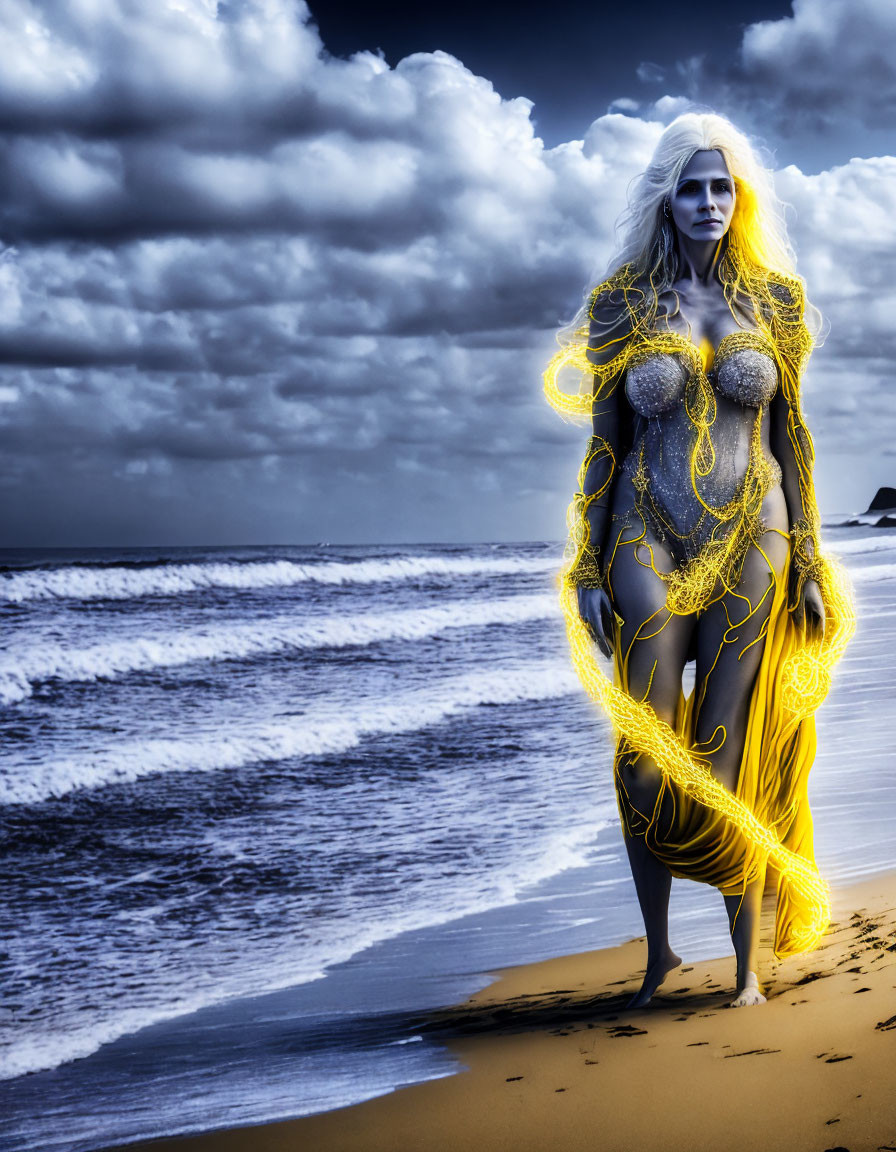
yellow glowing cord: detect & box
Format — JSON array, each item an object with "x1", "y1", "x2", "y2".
[{"x1": 545, "y1": 246, "x2": 857, "y2": 957}]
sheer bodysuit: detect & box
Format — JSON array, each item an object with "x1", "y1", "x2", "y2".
[
  {"x1": 607, "y1": 329, "x2": 786, "y2": 584},
  {"x1": 601, "y1": 326, "x2": 794, "y2": 913}
]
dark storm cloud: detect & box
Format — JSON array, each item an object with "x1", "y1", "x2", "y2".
[{"x1": 0, "y1": 0, "x2": 893, "y2": 546}]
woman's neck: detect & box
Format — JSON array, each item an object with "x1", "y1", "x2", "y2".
[{"x1": 677, "y1": 236, "x2": 724, "y2": 285}]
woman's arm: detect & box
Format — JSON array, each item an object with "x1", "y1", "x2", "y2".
[
  {"x1": 770, "y1": 385, "x2": 826, "y2": 637},
  {"x1": 765, "y1": 273, "x2": 827, "y2": 639},
  {"x1": 566, "y1": 294, "x2": 633, "y2": 656},
  {"x1": 570, "y1": 373, "x2": 622, "y2": 587},
  {"x1": 566, "y1": 298, "x2": 631, "y2": 592}
]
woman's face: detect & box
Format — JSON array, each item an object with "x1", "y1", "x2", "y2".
[{"x1": 669, "y1": 149, "x2": 735, "y2": 243}]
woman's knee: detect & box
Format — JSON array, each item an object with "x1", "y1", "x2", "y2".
[{"x1": 618, "y1": 751, "x2": 664, "y2": 803}]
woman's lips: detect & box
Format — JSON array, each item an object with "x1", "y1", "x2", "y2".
[{"x1": 696, "y1": 219, "x2": 722, "y2": 227}]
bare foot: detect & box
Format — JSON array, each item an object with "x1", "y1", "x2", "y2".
[
  {"x1": 626, "y1": 948, "x2": 682, "y2": 1009},
  {"x1": 730, "y1": 971, "x2": 766, "y2": 1008}
]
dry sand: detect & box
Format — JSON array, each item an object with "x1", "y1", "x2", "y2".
[{"x1": 109, "y1": 873, "x2": 896, "y2": 1152}]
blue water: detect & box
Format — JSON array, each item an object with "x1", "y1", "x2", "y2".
[{"x1": 1, "y1": 530, "x2": 893, "y2": 1151}]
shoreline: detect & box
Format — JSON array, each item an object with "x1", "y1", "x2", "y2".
[{"x1": 105, "y1": 869, "x2": 896, "y2": 1152}]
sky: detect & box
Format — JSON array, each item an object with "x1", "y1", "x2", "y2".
[{"x1": 1, "y1": 0, "x2": 895, "y2": 547}]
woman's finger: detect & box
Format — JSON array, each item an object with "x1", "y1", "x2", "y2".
[
  {"x1": 596, "y1": 630, "x2": 612, "y2": 659},
  {"x1": 580, "y1": 613, "x2": 612, "y2": 658},
  {"x1": 599, "y1": 596, "x2": 615, "y2": 638}
]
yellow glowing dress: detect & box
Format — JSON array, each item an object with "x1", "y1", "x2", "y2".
[{"x1": 544, "y1": 254, "x2": 855, "y2": 958}]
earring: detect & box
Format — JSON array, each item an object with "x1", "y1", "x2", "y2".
[{"x1": 663, "y1": 198, "x2": 672, "y2": 218}]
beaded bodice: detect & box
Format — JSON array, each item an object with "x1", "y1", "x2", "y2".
[
  {"x1": 625, "y1": 329, "x2": 778, "y2": 417},
  {"x1": 619, "y1": 328, "x2": 782, "y2": 564}
]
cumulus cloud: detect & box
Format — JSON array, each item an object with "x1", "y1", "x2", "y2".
[
  {"x1": 773, "y1": 155, "x2": 896, "y2": 456},
  {"x1": 0, "y1": 0, "x2": 893, "y2": 545},
  {"x1": 0, "y1": 0, "x2": 673, "y2": 544},
  {"x1": 641, "y1": 0, "x2": 896, "y2": 165},
  {"x1": 740, "y1": 0, "x2": 896, "y2": 126}
]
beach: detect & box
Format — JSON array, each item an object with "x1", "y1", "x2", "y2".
[
  {"x1": 107, "y1": 870, "x2": 896, "y2": 1152},
  {"x1": 1, "y1": 531, "x2": 894, "y2": 1152}
]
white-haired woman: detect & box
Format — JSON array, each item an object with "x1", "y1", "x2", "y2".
[{"x1": 544, "y1": 112, "x2": 852, "y2": 1009}]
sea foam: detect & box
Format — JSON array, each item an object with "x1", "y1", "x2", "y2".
[
  {"x1": 0, "y1": 554, "x2": 559, "y2": 604},
  {"x1": 0, "y1": 594, "x2": 558, "y2": 704},
  {"x1": 0, "y1": 660, "x2": 582, "y2": 804}
]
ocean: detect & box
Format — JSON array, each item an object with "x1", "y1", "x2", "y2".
[{"x1": 1, "y1": 530, "x2": 893, "y2": 1151}]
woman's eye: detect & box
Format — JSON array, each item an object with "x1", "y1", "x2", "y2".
[{"x1": 677, "y1": 180, "x2": 731, "y2": 195}]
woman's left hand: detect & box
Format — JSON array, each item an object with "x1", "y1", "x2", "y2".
[{"x1": 794, "y1": 577, "x2": 825, "y2": 641}]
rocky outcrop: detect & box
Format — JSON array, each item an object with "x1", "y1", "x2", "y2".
[
  {"x1": 840, "y1": 486, "x2": 896, "y2": 527},
  {"x1": 867, "y1": 486, "x2": 896, "y2": 513}
]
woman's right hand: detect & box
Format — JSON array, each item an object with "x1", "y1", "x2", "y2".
[{"x1": 576, "y1": 585, "x2": 617, "y2": 659}]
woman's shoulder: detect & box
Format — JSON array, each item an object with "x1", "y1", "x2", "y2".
[
  {"x1": 585, "y1": 268, "x2": 644, "y2": 369},
  {"x1": 763, "y1": 269, "x2": 806, "y2": 315},
  {"x1": 587, "y1": 265, "x2": 646, "y2": 336},
  {"x1": 758, "y1": 270, "x2": 814, "y2": 376}
]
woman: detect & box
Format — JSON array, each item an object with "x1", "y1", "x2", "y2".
[{"x1": 544, "y1": 113, "x2": 854, "y2": 1009}]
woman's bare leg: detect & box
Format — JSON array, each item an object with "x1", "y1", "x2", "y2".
[
  {"x1": 623, "y1": 834, "x2": 680, "y2": 1008},
  {"x1": 724, "y1": 865, "x2": 767, "y2": 1005},
  {"x1": 693, "y1": 520, "x2": 789, "y2": 1006},
  {"x1": 607, "y1": 517, "x2": 696, "y2": 1007}
]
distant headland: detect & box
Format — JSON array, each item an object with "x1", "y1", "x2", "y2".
[{"x1": 839, "y1": 486, "x2": 896, "y2": 528}]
